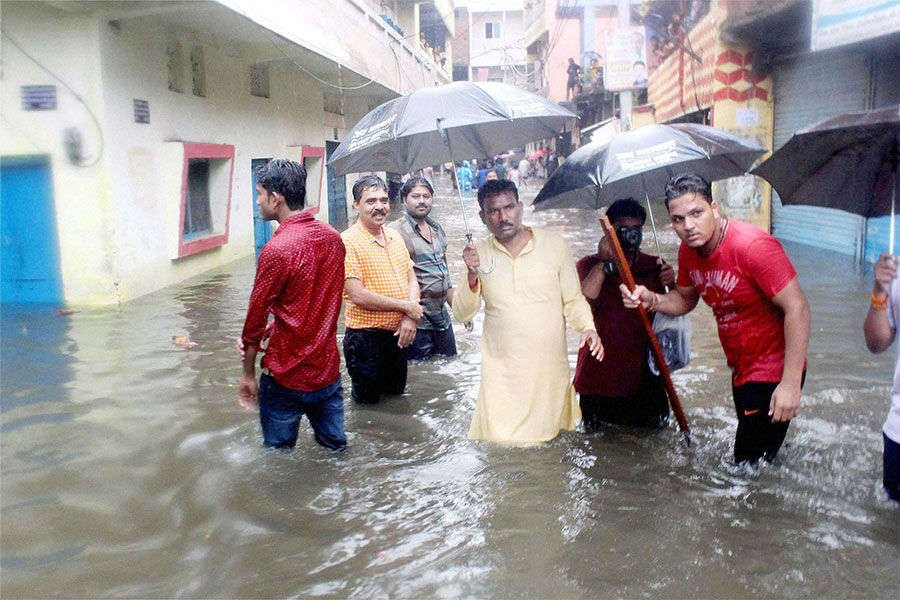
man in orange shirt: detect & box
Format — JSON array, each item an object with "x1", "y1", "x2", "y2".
[{"x1": 341, "y1": 175, "x2": 423, "y2": 404}]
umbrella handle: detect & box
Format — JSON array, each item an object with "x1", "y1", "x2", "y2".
[
  {"x1": 888, "y1": 168, "x2": 897, "y2": 256},
  {"x1": 438, "y1": 118, "x2": 495, "y2": 275},
  {"x1": 644, "y1": 190, "x2": 668, "y2": 293}
]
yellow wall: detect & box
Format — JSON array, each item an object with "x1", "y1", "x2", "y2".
[
  {"x1": 642, "y1": 1, "x2": 775, "y2": 231},
  {"x1": 709, "y1": 45, "x2": 774, "y2": 231},
  {"x1": 0, "y1": 3, "x2": 117, "y2": 305}
]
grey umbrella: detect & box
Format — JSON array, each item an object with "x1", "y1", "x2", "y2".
[
  {"x1": 327, "y1": 81, "x2": 575, "y2": 249},
  {"x1": 751, "y1": 105, "x2": 899, "y2": 252},
  {"x1": 533, "y1": 123, "x2": 767, "y2": 256},
  {"x1": 328, "y1": 82, "x2": 575, "y2": 176}
]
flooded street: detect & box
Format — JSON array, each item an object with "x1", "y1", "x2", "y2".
[{"x1": 2, "y1": 178, "x2": 898, "y2": 598}]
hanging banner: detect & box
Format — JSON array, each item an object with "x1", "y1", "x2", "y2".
[
  {"x1": 811, "y1": 0, "x2": 900, "y2": 51},
  {"x1": 604, "y1": 26, "x2": 649, "y2": 92}
]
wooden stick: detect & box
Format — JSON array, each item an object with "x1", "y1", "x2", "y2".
[{"x1": 599, "y1": 216, "x2": 691, "y2": 442}]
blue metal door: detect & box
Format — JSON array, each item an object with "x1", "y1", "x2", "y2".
[
  {"x1": 1, "y1": 157, "x2": 63, "y2": 303},
  {"x1": 325, "y1": 141, "x2": 348, "y2": 231},
  {"x1": 251, "y1": 158, "x2": 273, "y2": 261}
]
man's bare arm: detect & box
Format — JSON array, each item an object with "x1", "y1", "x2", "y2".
[
  {"x1": 581, "y1": 263, "x2": 606, "y2": 300},
  {"x1": 865, "y1": 253, "x2": 896, "y2": 354},
  {"x1": 769, "y1": 278, "x2": 810, "y2": 421},
  {"x1": 238, "y1": 345, "x2": 259, "y2": 411},
  {"x1": 621, "y1": 284, "x2": 699, "y2": 315}
]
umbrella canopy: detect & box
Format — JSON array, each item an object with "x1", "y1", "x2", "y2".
[
  {"x1": 532, "y1": 123, "x2": 767, "y2": 210},
  {"x1": 526, "y1": 148, "x2": 548, "y2": 160},
  {"x1": 751, "y1": 105, "x2": 900, "y2": 218},
  {"x1": 327, "y1": 81, "x2": 576, "y2": 176}
]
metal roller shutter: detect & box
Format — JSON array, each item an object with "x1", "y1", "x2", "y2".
[{"x1": 770, "y1": 49, "x2": 871, "y2": 258}]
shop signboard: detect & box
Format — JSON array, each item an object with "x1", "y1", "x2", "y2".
[
  {"x1": 603, "y1": 26, "x2": 648, "y2": 92},
  {"x1": 811, "y1": 0, "x2": 900, "y2": 51}
]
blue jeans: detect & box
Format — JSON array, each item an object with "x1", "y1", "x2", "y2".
[
  {"x1": 406, "y1": 325, "x2": 457, "y2": 361},
  {"x1": 258, "y1": 375, "x2": 346, "y2": 450}
]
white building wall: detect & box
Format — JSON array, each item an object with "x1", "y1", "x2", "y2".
[
  {"x1": 96, "y1": 16, "x2": 337, "y2": 303},
  {"x1": 0, "y1": 2, "x2": 378, "y2": 305},
  {"x1": 469, "y1": 10, "x2": 526, "y2": 69},
  {"x1": 0, "y1": 2, "x2": 113, "y2": 304}
]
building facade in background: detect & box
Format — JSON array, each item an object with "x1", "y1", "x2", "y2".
[
  {"x1": 724, "y1": 0, "x2": 899, "y2": 260},
  {"x1": 522, "y1": 1, "x2": 634, "y2": 155},
  {"x1": 1, "y1": 0, "x2": 454, "y2": 306},
  {"x1": 468, "y1": 5, "x2": 530, "y2": 86},
  {"x1": 637, "y1": 0, "x2": 897, "y2": 248},
  {"x1": 641, "y1": 0, "x2": 775, "y2": 230}
]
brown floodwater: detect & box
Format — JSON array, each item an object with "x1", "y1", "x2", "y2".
[{"x1": 2, "y1": 179, "x2": 898, "y2": 598}]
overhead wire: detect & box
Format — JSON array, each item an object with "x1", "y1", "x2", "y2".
[
  {"x1": 1, "y1": 27, "x2": 105, "y2": 168},
  {"x1": 265, "y1": 31, "x2": 376, "y2": 91},
  {"x1": 539, "y1": 0, "x2": 576, "y2": 88},
  {"x1": 683, "y1": 27, "x2": 705, "y2": 121}
]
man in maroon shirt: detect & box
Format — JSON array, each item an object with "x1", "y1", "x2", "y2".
[
  {"x1": 575, "y1": 199, "x2": 675, "y2": 430},
  {"x1": 622, "y1": 174, "x2": 810, "y2": 464},
  {"x1": 238, "y1": 159, "x2": 347, "y2": 450}
]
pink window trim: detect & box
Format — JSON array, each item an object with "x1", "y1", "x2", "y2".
[
  {"x1": 177, "y1": 142, "x2": 235, "y2": 258},
  {"x1": 300, "y1": 145, "x2": 325, "y2": 215}
]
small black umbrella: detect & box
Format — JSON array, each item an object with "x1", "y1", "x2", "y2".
[
  {"x1": 327, "y1": 82, "x2": 575, "y2": 248},
  {"x1": 751, "y1": 105, "x2": 899, "y2": 252},
  {"x1": 533, "y1": 123, "x2": 767, "y2": 255}
]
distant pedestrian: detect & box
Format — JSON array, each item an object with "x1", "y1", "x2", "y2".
[
  {"x1": 457, "y1": 160, "x2": 474, "y2": 197},
  {"x1": 493, "y1": 159, "x2": 507, "y2": 181},
  {"x1": 238, "y1": 159, "x2": 347, "y2": 450},
  {"x1": 341, "y1": 175, "x2": 423, "y2": 404},
  {"x1": 475, "y1": 160, "x2": 492, "y2": 189},
  {"x1": 863, "y1": 253, "x2": 900, "y2": 502},
  {"x1": 507, "y1": 165, "x2": 523, "y2": 189},
  {"x1": 566, "y1": 58, "x2": 582, "y2": 101},
  {"x1": 621, "y1": 173, "x2": 810, "y2": 464},
  {"x1": 391, "y1": 176, "x2": 457, "y2": 360},
  {"x1": 517, "y1": 157, "x2": 531, "y2": 182}
]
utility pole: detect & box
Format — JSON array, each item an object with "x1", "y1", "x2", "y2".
[{"x1": 618, "y1": 0, "x2": 632, "y2": 130}]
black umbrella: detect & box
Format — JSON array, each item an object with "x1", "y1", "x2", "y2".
[
  {"x1": 751, "y1": 105, "x2": 899, "y2": 252},
  {"x1": 327, "y1": 81, "x2": 575, "y2": 246},
  {"x1": 533, "y1": 123, "x2": 767, "y2": 255}
]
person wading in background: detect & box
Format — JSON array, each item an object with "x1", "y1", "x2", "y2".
[
  {"x1": 575, "y1": 198, "x2": 675, "y2": 430},
  {"x1": 390, "y1": 175, "x2": 457, "y2": 360},
  {"x1": 341, "y1": 175, "x2": 423, "y2": 404}
]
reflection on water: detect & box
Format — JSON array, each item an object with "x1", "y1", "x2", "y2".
[{"x1": 2, "y1": 179, "x2": 898, "y2": 597}]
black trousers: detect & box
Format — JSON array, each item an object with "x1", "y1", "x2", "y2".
[
  {"x1": 580, "y1": 376, "x2": 669, "y2": 430},
  {"x1": 732, "y1": 372, "x2": 806, "y2": 464},
  {"x1": 343, "y1": 328, "x2": 407, "y2": 404}
]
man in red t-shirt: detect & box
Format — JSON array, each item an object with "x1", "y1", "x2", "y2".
[
  {"x1": 574, "y1": 198, "x2": 675, "y2": 429},
  {"x1": 622, "y1": 174, "x2": 810, "y2": 464},
  {"x1": 238, "y1": 159, "x2": 347, "y2": 451}
]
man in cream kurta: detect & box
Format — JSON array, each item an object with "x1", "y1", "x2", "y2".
[{"x1": 453, "y1": 179, "x2": 604, "y2": 443}]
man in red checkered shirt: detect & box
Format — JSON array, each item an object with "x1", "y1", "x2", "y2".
[{"x1": 238, "y1": 159, "x2": 347, "y2": 450}]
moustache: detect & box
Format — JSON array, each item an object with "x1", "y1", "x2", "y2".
[
  {"x1": 498, "y1": 221, "x2": 514, "y2": 228},
  {"x1": 370, "y1": 209, "x2": 387, "y2": 216}
]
